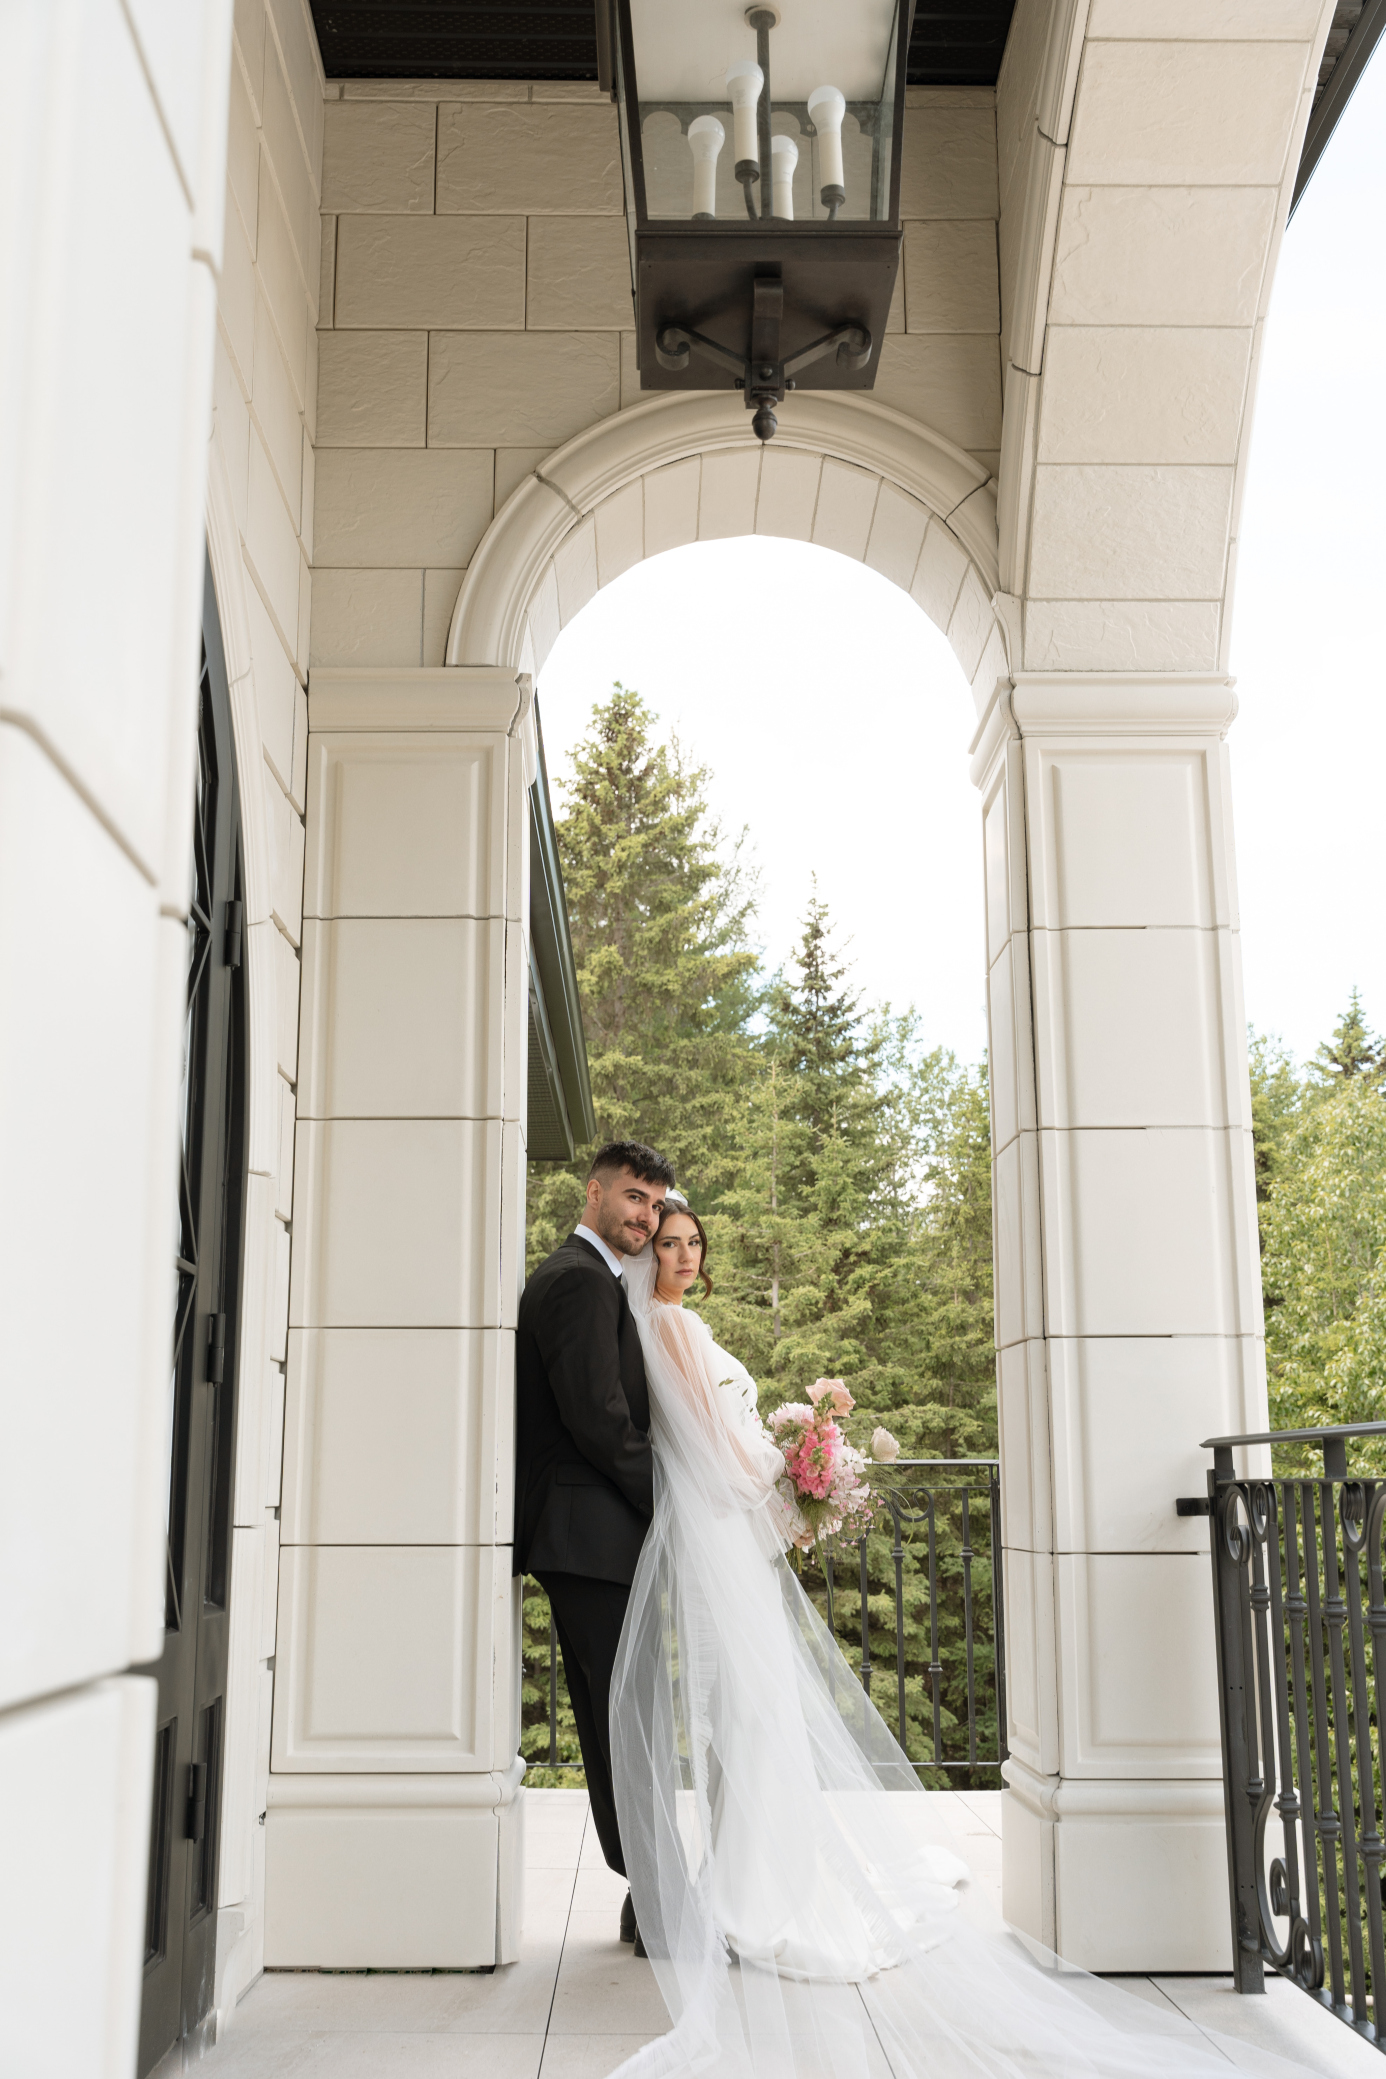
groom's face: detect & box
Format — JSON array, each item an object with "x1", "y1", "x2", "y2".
[{"x1": 586, "y1": 1168, "x2": 667, "y2": 1256}]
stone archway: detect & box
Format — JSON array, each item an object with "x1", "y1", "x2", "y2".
[
  {"x1": 445, "y1": 391, "x2": 1009, "y2": 720},
  {"x1": 437, "y1": 379, "x2": 1264, "y2": 1980}
]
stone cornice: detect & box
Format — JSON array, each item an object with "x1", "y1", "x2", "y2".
[
  {"x1": 1010, "y1": 673, "x2": 1239, "y2": 736},
  {"x1": 308, "y1": 666, "x2": 526, "y2": 733}
]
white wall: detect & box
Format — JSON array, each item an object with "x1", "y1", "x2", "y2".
[{"x1": 0, "y1": 3, "x2": 232, "y2": 2072}]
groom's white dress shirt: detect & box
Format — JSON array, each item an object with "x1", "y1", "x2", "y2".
[{"x1": 575, "y1": 1224, "x2": 624, "y2": 1278}]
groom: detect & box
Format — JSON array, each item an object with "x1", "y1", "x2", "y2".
[{"x1": 514, "y1": 1139, "x2": 675, "y2": 1942}]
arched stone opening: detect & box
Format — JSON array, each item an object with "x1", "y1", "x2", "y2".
[
  {"x1": 292, "y1": 390, "x2": 1263, "y2": 1985},
  {"x1": 445, "y1": 391, "x2": 1009, "y2": 720}
]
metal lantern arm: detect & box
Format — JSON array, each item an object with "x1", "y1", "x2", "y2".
[
  {"x1": 655, "y1": 274, "x2": 871, "y2": 444},
  {"x1": 785, "y1": 323, "x2": 872, "y2": 378}
]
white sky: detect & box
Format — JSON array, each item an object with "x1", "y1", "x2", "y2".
[{"x1": 537, "y1": 56, "x2": 1386, "y2": 1070}]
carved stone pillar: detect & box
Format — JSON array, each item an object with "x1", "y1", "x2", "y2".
[
  {"x1": 973, "y1": 674, "x2": 1265, "y2": 1971},
  {"x1": 265, "y1": 668, "x2": 532, "y2": 1967}
]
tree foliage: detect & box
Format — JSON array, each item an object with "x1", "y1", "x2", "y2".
[
  {"x1": 526, "y1": 685, "x2": 760, "y2": 1270},
  {"x1": 522, "y1": 689, "x2": 1000, "y2": 1782},
  {"x1": 1251, "y1": 999, "x2": 1386, "y2": 1471}
]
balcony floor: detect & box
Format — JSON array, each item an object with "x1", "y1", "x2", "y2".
[{"x1": 195, "y1": 1790, "x2": 1377, "y2": 2079}]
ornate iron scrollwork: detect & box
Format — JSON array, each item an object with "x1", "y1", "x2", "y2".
[{"x1": 1202, "y1": 1423, "x2": 1386, "y2": 2043}]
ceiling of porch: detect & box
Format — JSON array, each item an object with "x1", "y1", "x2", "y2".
[{"x1": 306, "y1": 1, "x2": 1019, "y2": 85}]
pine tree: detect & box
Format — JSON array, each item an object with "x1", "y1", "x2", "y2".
[
  {"x1": 526, "y1": 685, "x2": 760, "y2": 1268},
  {"x1": 768, "y1": 884, "x2": 867, "y2": 1122},
  {"x1": 522, "y1": 685, "x2": 762, "y2": 1781},
  {"x1": 1309, "y1": 987, "x2": 1380, "y2": 1086}
]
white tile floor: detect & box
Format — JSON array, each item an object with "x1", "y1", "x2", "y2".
[{"x1": 195, "y1": 1791, "x2": 1375, "y2": 2078}]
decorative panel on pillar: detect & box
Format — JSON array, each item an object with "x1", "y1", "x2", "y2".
[
  {"x1": 272, "y1": 668, "x2": 534, "y2": 1968},
  {"x1": 973, "y1": 673, "x2": 1265, "y2": 1974}
]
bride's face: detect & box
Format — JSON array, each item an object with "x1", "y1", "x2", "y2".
[{"x1": 653, "y1": 1214, "x2": 703, "y2": 1303}]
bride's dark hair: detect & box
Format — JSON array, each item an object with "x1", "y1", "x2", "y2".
[{"x1": 654, "y1": 1196, "x2": 713, "y2": 1298}]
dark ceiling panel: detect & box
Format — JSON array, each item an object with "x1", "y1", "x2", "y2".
[
  {"x1": 907, "y1": 3, "x2": 1016, "y2": 85},
  {"x1": 308, "y1": 2, "x2": 1020, "y2": 85}
]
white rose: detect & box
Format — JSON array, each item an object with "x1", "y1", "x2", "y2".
[{"x1": 870, "y1": 1427, "x2": 900, "y2": 1463}]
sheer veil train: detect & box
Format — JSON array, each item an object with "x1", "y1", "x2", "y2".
[{"x1": 605, "y1": 1243, "x2": 1318, "y2": 2079}]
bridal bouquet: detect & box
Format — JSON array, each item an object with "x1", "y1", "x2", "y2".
[{"x1": 766, "y1": 1379, "x2": 879, "y2": 1550}]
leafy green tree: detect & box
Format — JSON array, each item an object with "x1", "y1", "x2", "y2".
[
  {"x1": 1248, "y1": 1027, "x2": 1303, "y2": 1210},
  {"x1": 1261, "y1": 1074, "x2": 1386, "y2": 1461}
]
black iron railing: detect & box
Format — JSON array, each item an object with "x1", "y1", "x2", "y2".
[
  {"x1": 523, "y1": 1458, "x2": 1006, "y2": 1786},
  {"x1": 1204, "y1": 1420, "x2": 1386, "y2": 2051}
]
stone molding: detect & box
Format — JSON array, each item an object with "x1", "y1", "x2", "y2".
[
  {"x1": 445, "y1": 388, "x2": 1001, "y2": 673},
  {"x1": 1002, "y1": 1752, "x2": 1226, "y2": 1822},
  {"x1": 266, "y1": 1758, "x2": 526, "y2": 1811},
  {"x1": 309, "y1": 665, "x2": 527, "y2": 733},
  {"x1": 969, "y1": 670, "x2": 1239, "y2": 789},
  {"x1": 1009, "y1": 673, "x2": 1238, "y2": 734}
]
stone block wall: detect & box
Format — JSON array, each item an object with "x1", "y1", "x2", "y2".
[{"x1": 310, "y1": 80, "x2": 1002, "y2": 672}]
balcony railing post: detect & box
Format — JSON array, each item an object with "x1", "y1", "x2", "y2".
[
  {"x1": 989, "y1": 1467, "x2": 1008, "y2": 1764},
  {"x1": 858, "y1": 1534, "x2": 872, "y2": 1700},
  {"x1": 1207, "y1": 1451, "x2": 1265, "y2": 1994}
]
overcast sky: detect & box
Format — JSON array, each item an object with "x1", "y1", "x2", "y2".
[{"x1": 537, "y1": 56, "x2": 1386, "y2": 1071}]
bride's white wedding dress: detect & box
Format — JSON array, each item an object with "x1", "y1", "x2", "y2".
[{"x1": 605, "y1": 1251, "x2": 1317, "y2": 2079}]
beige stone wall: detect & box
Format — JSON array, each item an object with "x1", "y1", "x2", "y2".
[{"x1": 311, "y1": 80, "x2": 1001, "y2": 670}]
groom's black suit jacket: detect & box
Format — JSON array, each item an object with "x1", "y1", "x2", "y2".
[{"x1": 513, "y1": 1232, "x2": 654, "y2": 1584}]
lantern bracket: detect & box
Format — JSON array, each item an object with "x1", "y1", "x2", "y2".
[{"x1": 654, "y1": 274, "x2": 870, "y2": 443}]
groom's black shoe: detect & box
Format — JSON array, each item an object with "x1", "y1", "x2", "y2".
[
  {"x1": 633, "y1": 1929, "x2": 648, "y2": 1958},
  {"x1": 620, "y1": 1889, "x2": 637, "y2": 1944}
]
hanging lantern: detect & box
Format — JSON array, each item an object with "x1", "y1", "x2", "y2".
[{"x1": 597, "y1": 0, "x2": 914, "y2": 441}]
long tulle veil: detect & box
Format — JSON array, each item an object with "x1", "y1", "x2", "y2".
[{"x1": 604, "y1": 1247, "x2": 1319, "y2": 2079}]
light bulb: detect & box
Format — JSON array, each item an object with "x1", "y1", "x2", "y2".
[
  {"x1": 770, "y1": 134, "x2": 797, "y2": 219},
  {"x1": 688, "y1": 115, "x2": 725, "y2": 218},
  {"x1": 807, "y1": 84, "x2": 846, "y2": 206},
  {"x1": 727, "y1": 60, "x2": 764, "y2": 171}
]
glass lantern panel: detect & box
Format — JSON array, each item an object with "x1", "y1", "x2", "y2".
[{"x1": 628, "y1": 0, "x2": 901, "y2": 225}]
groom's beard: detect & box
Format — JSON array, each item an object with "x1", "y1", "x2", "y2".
[{"x1": 590, "y1": 1206, "x2": 654, "y2": 1258}]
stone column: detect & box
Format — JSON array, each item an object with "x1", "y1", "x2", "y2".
[
  {"x1": 265, "y1": 668, "x2": 531, "y2": 1967},
  {"x1": 973, "y1": 673, "x2": 1265, "y2": 1972}
]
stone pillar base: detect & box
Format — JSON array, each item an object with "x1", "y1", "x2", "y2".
[
  {"x1": 264, "y1": 1760, "x2": 526, "y2": 1968},
  {"x1": 1001, "y1": 1757, "x2": 1230, "y2": 1971}
]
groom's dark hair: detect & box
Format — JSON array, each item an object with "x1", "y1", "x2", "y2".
[{"x1": 588, "y1": 1140, "x2": 676, "y2": 1188}]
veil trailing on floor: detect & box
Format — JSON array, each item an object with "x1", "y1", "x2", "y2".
[{"x1": 606, "y1": 1249, "x2": 1318, "y2": 2079}]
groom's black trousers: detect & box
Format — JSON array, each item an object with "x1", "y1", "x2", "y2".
[{"x1": 535, "y1": 1570, "x2": 629, "y2": 1876}]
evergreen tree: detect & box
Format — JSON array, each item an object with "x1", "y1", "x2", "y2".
[
  {"x1": 1309, "y1": 986, "x2": 1381, "y2": 1086},
  {"x1": 768, "y1": 884, "x2": 870, "y2": 1129},
  {"x1": 526, "y1": 685, "x2": 760, "y2": 1269}
]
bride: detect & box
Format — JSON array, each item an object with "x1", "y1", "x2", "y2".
[{"x1": 606, "y1": 1194, "x2": 1317, "y2": 2079}]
